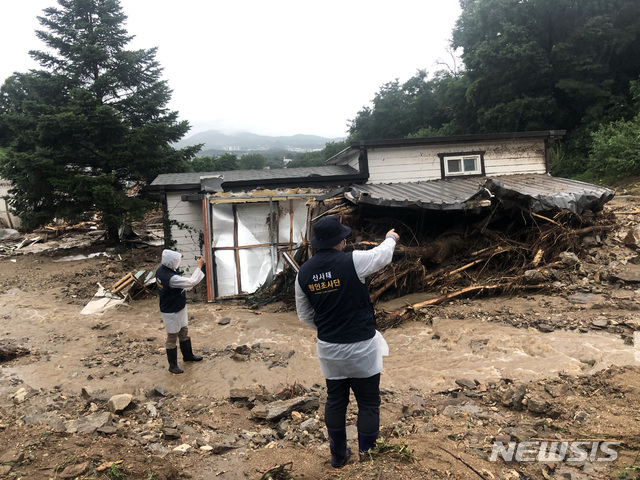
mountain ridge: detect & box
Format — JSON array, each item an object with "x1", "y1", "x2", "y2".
[{"x1": 175, "y1": 129, "x2": 345, "y2": 153}]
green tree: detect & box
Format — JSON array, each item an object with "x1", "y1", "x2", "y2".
[
  {"x1": 239, "y1": 153, "x2": 266, "y2": 170},
  {"x1": 211, "y1": 153, "x2": 239, "y2": 171},
  {"x1": 587, "y1": 78, "x2": 640, "y2": 181},
  {"x1": 0, "y1": 0, "x2": 197, "y2": 240},
  {"x1": 453, "y1": 0, "x2": 640, "y2": 138},
  {"x1": 288, "y1": 140, "x2": 349, "y2": 168}
]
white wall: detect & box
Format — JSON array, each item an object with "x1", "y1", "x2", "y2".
[
  {"x1": 349, "y1": 139, "x2": 546, "y2": 184},
  {"x1": 166, "y1": 192, "x2": 203, "y2": 274},
  {"x1": 0, "y1": 178, "x2": 21, "y2": 228}
]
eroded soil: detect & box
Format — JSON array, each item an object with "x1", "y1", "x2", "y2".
[{"x1": 1, "y1": 198, "x2": 640, "y2": 480}]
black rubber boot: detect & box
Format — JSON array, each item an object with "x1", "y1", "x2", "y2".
[
  {"x1": 327, "y1": 428, "x2": 351, "y2": 468},
  {"x1": 180, "y1": 338, "x2": 203, "y2": 362},
  {"x1": 358, "y1": 431, "x2": 379, "y2": 455},
  {"x1": 166, "y1": 348, "x2": 183, "y2": 374}
]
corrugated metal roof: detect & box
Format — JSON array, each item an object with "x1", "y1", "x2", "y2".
[
  {"x1": 346, "y1": 174, "x2": 615, "y2": 214},
  {"x1": 150, "y1": 165, "x2": 361, "y2": 188},
  {"x1": 346, "y1": 177, "x2": 487, "y2": 210},
  {"x1": 485, "y1": 175, "x2": 615, "y2": 214}
]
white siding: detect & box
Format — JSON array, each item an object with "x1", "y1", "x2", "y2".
[
  {"x1": 365, "y1": 139, "x2": 547, "y2": 184},
  {"x1": 0, "y1": 178, "x2": 21, "y2": 228},
  {"x1": 166, "y1": 192, "x2": 203, "y2": 274}
]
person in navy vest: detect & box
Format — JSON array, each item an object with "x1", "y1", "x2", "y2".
[
  {"x1": 156, "y1": 249, "x2": 205, "y2": 374},
  {"x1": 295, "y1": 215, "x2": 399, "y2": 468}
]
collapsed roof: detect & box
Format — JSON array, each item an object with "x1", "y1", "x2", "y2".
[{"x1": 343, "y1": 174, "x2": 614, "y2": 215}]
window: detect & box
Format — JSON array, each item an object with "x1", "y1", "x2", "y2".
[{"x1": 440, "y1": 153, "x2": 483, "y2": 177}]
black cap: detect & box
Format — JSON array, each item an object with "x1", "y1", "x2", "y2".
[{"x1": 311, "y1": 216, "x2": 351, "y2": 249}]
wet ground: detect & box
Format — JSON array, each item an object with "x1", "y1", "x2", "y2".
[{"x1": 1, "y1": 204, "x2": 640, "y2": 478}]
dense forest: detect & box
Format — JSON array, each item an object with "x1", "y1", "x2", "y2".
[
  {"x1": 1, "y1": 0, "x2": 640, "y2": 234},
  {"x1": 304, "y1": 0, "x2": 640, "y2": 184}
]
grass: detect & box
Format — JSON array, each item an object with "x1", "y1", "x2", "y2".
[
  {"x1": 361, "y1": 437, "x2": 417, "y2": 464},
  {"x1": 103, "y1": 463, "x2": 127, "y2": 480}
]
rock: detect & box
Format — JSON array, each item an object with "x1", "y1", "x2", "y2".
[
  {"x1": 162, "y1": 416, "x2": 178, "y2": 428},
  {"x1": 251, "y1": 395, "x2": 320, "y2": 421},
  {"x1": 523, "y1": 269, "x2": 546, "y2": 284},
  {"x1": 591, "y1": 318, "x2": 608, "y2": 328},
  {"x1": 502, "y1": 385, "x2": 526, "y2": 410},
  {"x1": 65, "y1": 412, "x2": 111, "y2": 434},
  {"x1": 23, "y1": 412, "x2": 66, "y2": 432},
  {"x1": 0, "y1": 344, "x2": 30, "y2": 361},
  {"x1": 163, "y1": 428, "x2": 181, "y2": 440},
  {"x1": 12, "y1": 386, "x2": 38, "y2": 404},
  {"x1": 403, "y1": 395, "x2": 425, "y2": 416},
  {"x1": 96, "y1": 425, "x2": 118, "y2": 435},
  {"x1": 526, "y1": 395, "x2": 551, "y2": 414},
  {"x1": 180, "y1": 424, "x2": 203, "y2": 443},
  {"x1": 559, "y1": 251, "x2": 580, "y2": 267},
  {"x1": 171, "y1": 444, "x2": 191, "y2": 455},
  {"x1": 218, "y1": 317, "x2": 231, "y2": 325},
  {"x1": 146, "y1": 443, "x2": 170, "y2": 458},
  {"x1": 567, "y1": 292, "x2": 596, "y2": 304},
  {"x1": 455, "y1": 379, "x2": 477, "y2": 390},
  {"x1": 509, "y1": 427, "x2": 538, "y2": 442},
  {"x1": 81, "y1": 386, "x2": 109, "y2": 403},
  {"x1": 300, "y1": 418, "x2": 318, "y2": 432},
  {"x1": 234, "y1": 344, "x2": 251, "y2": 355},
  {"x1": 146, "y1": 386, "x2": 166, "y2": 397},
  {"x1": 0, "y1": 229, "x2": 20, "y2": 240},
  {"x1": 544, "y1": 382, "x2": 569, "y2": 398},
  {"x1": 0, "y1": 449, "x2": 24, "y2": 464},
  {"x1": 574, "y1": 411, "x2": 589, "y2": 422},
  {"x1": 537, "y1": 323, "x2": 555, "y2": 333},
  {"x1": 229, "y1": 385, "x2": 269, "y2": 401},
  {"x1": 107, "y1": 393, "x2": 133, "y2": 413},
  {"x1": 144, "y1": 402, "x2": 158, "y2": 417},
  {"x1": 610, "y1": 264, "x2": 640, "y2": 283},
  {"x1": 58, "y1": 461, "x2": 90, "y2": 478},
  {"x1": 494, "y1": 434, "x2": 511, "y2": 443}
]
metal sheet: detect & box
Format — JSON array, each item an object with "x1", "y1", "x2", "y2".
[{"x1": 345, "y1": 174, "x2": 614, "y2": 214}]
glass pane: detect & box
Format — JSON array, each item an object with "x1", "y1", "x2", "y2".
[
  {"x1": 447, "y1": 159, "x2": 461, "y2": 172},
  {"x1": 463, "y1": 157, "x2": 477, "y2": 172}
]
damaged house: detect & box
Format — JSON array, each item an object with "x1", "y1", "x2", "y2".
[{"x1": 148, "y1": 130, "x2": 614, "y2": 302}]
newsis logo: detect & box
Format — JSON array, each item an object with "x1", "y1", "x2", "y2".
[{"x1": 490, "y1": 440, "x2": 620, "y2": 463}]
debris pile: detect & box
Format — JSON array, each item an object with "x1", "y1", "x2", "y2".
[{"x1": 254, "y1": 195, "x2": 627, "y2": 328}]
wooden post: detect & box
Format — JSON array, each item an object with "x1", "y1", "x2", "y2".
[{"x1": 233, "y1": 205, "x2": 242, "y2": 294}]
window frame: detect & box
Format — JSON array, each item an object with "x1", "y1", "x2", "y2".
[{"x1": 438, "y1": 151, "x2": 486, "y2": 179}]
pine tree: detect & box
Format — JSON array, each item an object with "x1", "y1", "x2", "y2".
[{"x1": 0, "y1": 0, "x2": 199, "y2": 240}]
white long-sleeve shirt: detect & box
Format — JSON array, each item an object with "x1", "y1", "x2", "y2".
[
  {"x1": 295, "y1": 236, "x2": 397, "y2": 379},
  {"x1": 159, "y1": 250, "x2": 206, "y2": 334}
]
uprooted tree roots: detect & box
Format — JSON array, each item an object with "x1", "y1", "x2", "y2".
[{"x1": 249, "y1": 200, "x2": 617, "y2": 330}]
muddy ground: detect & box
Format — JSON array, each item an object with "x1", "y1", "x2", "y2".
[{"x1": 1, "y1": 197, "x2": 640, "y2": 480}]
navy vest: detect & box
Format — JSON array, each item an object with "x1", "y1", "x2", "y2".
[
  {"x1": 297, "y1": 249, "x2": 376, "y2": 344},
  {"x1": 156, "y1": 265, "x2": 187, "y2": 313}
]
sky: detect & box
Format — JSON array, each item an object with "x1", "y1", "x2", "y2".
[{"x1": 1, "y1": 1, "x2": 462, "y2": 139}]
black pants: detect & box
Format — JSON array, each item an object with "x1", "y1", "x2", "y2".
[{"x1": 325, "y1": 373, "x2": 380, "y2": 434}]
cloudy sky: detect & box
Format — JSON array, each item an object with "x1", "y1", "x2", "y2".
[{"x1": 1, "y1": 1, "x2": 462, "y2": 139}]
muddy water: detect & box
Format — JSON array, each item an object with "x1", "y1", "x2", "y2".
[
  {"x1": 383, "y1": 317, "x2": 639, "y2": 392},
  {"x1": 0, "y1": 289, "x2": 638, "y2": 399}
]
